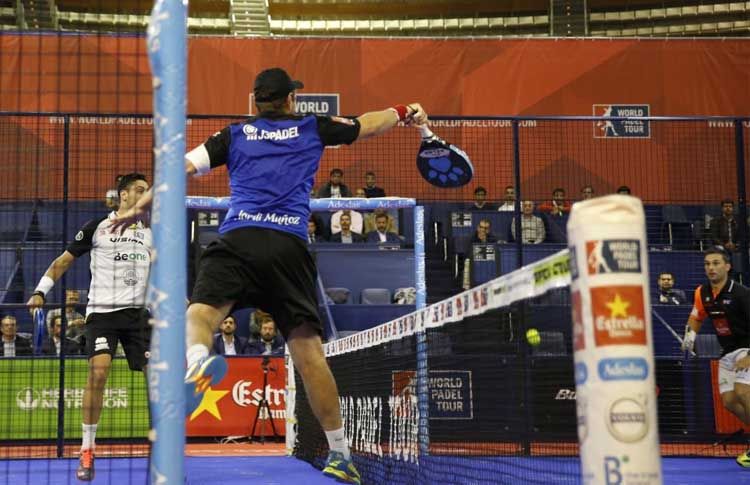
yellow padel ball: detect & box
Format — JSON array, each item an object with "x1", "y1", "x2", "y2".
[{"x1": 526, "y1": 328, "x2": 541, "y2": 346}]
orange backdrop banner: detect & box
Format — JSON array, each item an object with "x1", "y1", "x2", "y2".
[
  {"x1": 1, "y1": 35, "x2": 749, "y2": 203},
  {"x1": 1, "y1": 35, "x2": 748, "y2": 116}
]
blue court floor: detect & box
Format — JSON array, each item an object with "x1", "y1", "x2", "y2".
[{"x1": 1, "y1": 456, "x2": 750, "y2": 484}]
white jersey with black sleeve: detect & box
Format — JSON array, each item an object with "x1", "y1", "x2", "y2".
[{"x1": 67, "y1": 212, "x2": 152, "y2": 317}]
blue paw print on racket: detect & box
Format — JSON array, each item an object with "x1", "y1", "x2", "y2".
[
  {"x1": 427, "y1": 157, "x2": 466, "y2": 185},
  {"x1": 417, "y1": 145, "x2": 474, "y2": 188}
]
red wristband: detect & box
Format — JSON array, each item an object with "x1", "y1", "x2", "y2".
[{"x1": 392, "y1": 104, "x2": 408, "y2": 121}]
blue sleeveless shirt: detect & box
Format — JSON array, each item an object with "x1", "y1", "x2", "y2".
[{"x1": 201, "y1": 113, "x2": 360, "y2": 240}]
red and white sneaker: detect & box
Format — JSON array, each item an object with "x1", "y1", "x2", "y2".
[{"x1": 76, "y1": 448, "x2": 95, "y2": 481}]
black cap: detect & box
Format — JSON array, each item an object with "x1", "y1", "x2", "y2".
[{"x1": 253, "y1": 68, "x2": 304, "y2": 102}]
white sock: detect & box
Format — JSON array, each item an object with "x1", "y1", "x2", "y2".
[
  {"x1": 186, "y1": 344, "x2": 209, "y2": 373},
  {"x1": 325, "y1": 427, "x2": 350, "y2": 460},
  {"x1": 81, "y1": 424, "x2": 97, "y2": 451}
]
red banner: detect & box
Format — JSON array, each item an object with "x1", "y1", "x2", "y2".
[
  {"x1": 1, "y1": 35, "x2": 749, "y2": 203},
  {"x1": 186, "y1": 356, "x2": 286, "y2": 437},
  {"x1": 2, "y1": 36, "x2": 748, "y2": 116}
]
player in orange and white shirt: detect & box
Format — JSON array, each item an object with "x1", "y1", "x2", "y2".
[{"x1": 683, "y1": 246, "x2": 750, "y2": 467}]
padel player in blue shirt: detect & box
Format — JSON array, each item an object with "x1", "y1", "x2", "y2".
[{"x1": 117, "y1": 67, "x2": 427, "y2": 484}]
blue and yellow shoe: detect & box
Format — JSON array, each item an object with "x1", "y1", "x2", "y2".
[
  {"x1": 322, "y1": 451, "x2": 361, "y2": 484},
  {"x1": 184, "y1": 355, "x2": 228, "y2": 417},
  {"x1": 737, "y1": 449, "x2": 750, "y2": 468}
]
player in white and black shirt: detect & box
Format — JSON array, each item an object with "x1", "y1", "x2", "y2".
[{"x1": 26, "y1": 173, "x2": 152, "y2": 482}]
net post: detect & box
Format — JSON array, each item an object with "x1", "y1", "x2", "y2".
[
  {"x1": 146, "y1": 1, "x2": 187, "y2": 484},
  {"x1": 54, "y1": 114, "x2": 71, "y2": 458},
  {"x1": 285, "y1": 347, "x2": 297, "y2": 455},
  {"x1": 414, "y1": 206, "x2": 426, "y2": 310},
  {"x1": 568, "y1": 195, "x2": 662, "y2": 484},
  {"x1": 414, "y1": 205, "x2": 430, "y2": 456}
]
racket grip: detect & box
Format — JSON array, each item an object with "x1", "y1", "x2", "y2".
[{"x1": 418, "y1": 124, "x2": 435, "y2": 140}]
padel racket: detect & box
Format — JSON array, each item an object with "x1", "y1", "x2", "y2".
[
  {"x1": 652, "y1": 308, "x2": 697, "y2": 357},
  {"x1": 416, "y1": 125, "x2": 474, "y2": 188},
  {"x1": 33, "y1": 308, "x2": 46, "y2": 355}
]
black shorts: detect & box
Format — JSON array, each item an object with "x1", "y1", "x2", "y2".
[
  {"x1": 191, "y1": 226, "x2": 321, "y2": 340},
  {"x1": 85, "y1": 308, "x2": 151, "y2": 371}
]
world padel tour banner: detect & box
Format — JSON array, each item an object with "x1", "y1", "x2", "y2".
[
  {"x1": 0, "y1": 357, "x2": 285, "y2": 439},
  {"x1": 593, "y1": 104, "x2": 651, "y2": 139}
]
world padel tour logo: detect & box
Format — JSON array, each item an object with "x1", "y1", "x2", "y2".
[
  {"x1": 586, "y1": 239, "x2": 641, "y2": 275},
  {"x1": 593, "y1": 104, "x2": 650, "y2": 138},
  {"x1": 591, "y1": 286, "x2": 646, "y2": 347},
  {"x1": 391, "y1": 370, "x2": 473, "y2": 419}
]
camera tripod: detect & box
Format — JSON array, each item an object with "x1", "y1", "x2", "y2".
[{"x1": 250, "y1": 355, "x2": 280, "y2": 443}]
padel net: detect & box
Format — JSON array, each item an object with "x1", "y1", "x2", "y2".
[{"x1": 293, "y1": 196, "x2": 669, "y2": 484}]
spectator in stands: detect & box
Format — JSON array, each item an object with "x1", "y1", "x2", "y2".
[
  {"x1": 247, "y1": 317, "x2": 285, "y2": 356},
  {"x1": 710, "y1": 199, "x2": 738, "y2": 251},
  {"x1": 655, "y1": 272, "x2": 687, "y2": 305},
  {"x1": 366, "y1": 213, "x2": 401, "y2": 244},
  {"x1": 307, "y1": 214, "x2": 326, "y2": 244},
  {"x1": 497, "y1": 186, "x2": 516, "y2": 211},
  {"x1": 462, "y1": 219, "x2": 497, "y2": 290},
  {"x1": 355, "y1": 188, "x2": 366, "y2": 198},
  {"x1": 470, "y1": 186, "x2": 494, "y2": 211},
  {"x1": 580, "y1": 185, "x2": 595, "y2": 200},
  {"x1": 511, "y1": 201, "x2": 546, "y2": 244},
  {"x1": 42, "y1": 315, "x2": 81, "y2": 356},
  {"x1": 1, "y1": 315, "x2": 32, "y2": 357},
  {"x1": 364, "y1": 208, "x2": 396, "y2": 234},
  {"x1": 538, "y1": 188, "x2": 570, "y2": 216},
  {"x1": 308, "y1": 213, "x2": 327, "y2": 243},
  {"x1": 617, "y1": 185, "x2": 632, "y2": 195},
  {"x1": 329, "y1": 212, "x2": 363, "y2": 243},
  {"x1": 317, "y1": 168, "x2": 352, "y2": 198},
  {"x1": 248, "y1": 309, "x2": 272, "y2": 341},
  {"x1": 330, "y1": 209, "x2": 364, "y2": 237},
  {"x1": 471, "y1": 219, "x2": 496, "y2": 245},
  {"x1": 363, "y1": 171, "x2": 386, "y2": 198},
  {"x1": 213, "y1": 315, "x2": 248, "y2": 356},
  {"x1": 47, "y1": 289, "x2": 86, "y2": 344}
]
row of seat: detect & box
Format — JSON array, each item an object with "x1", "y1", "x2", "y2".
[
  {"x1": 56, "y1": 10, "x2": 230, "y2": 29},
  {"x1": 0, "y1": 200, "x2": 730, "y2": 245},
  {"x1": 434, "y1": 204, "x2": 731, "y2": 251},
  {"x1": 325, "y1": 287, "x2": 397, "y2": 305}
]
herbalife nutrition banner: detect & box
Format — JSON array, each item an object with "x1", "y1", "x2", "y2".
[
  {"x1": 0, "y1": 357, "x2": 149, "y2": 440},
  {"x1": 1, "y1": 356, "x2": 286, "y2": 440}
]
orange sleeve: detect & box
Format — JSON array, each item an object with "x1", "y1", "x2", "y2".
[{"x1": 690, "y1": 286, "x2": 707, "y2": 321}]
